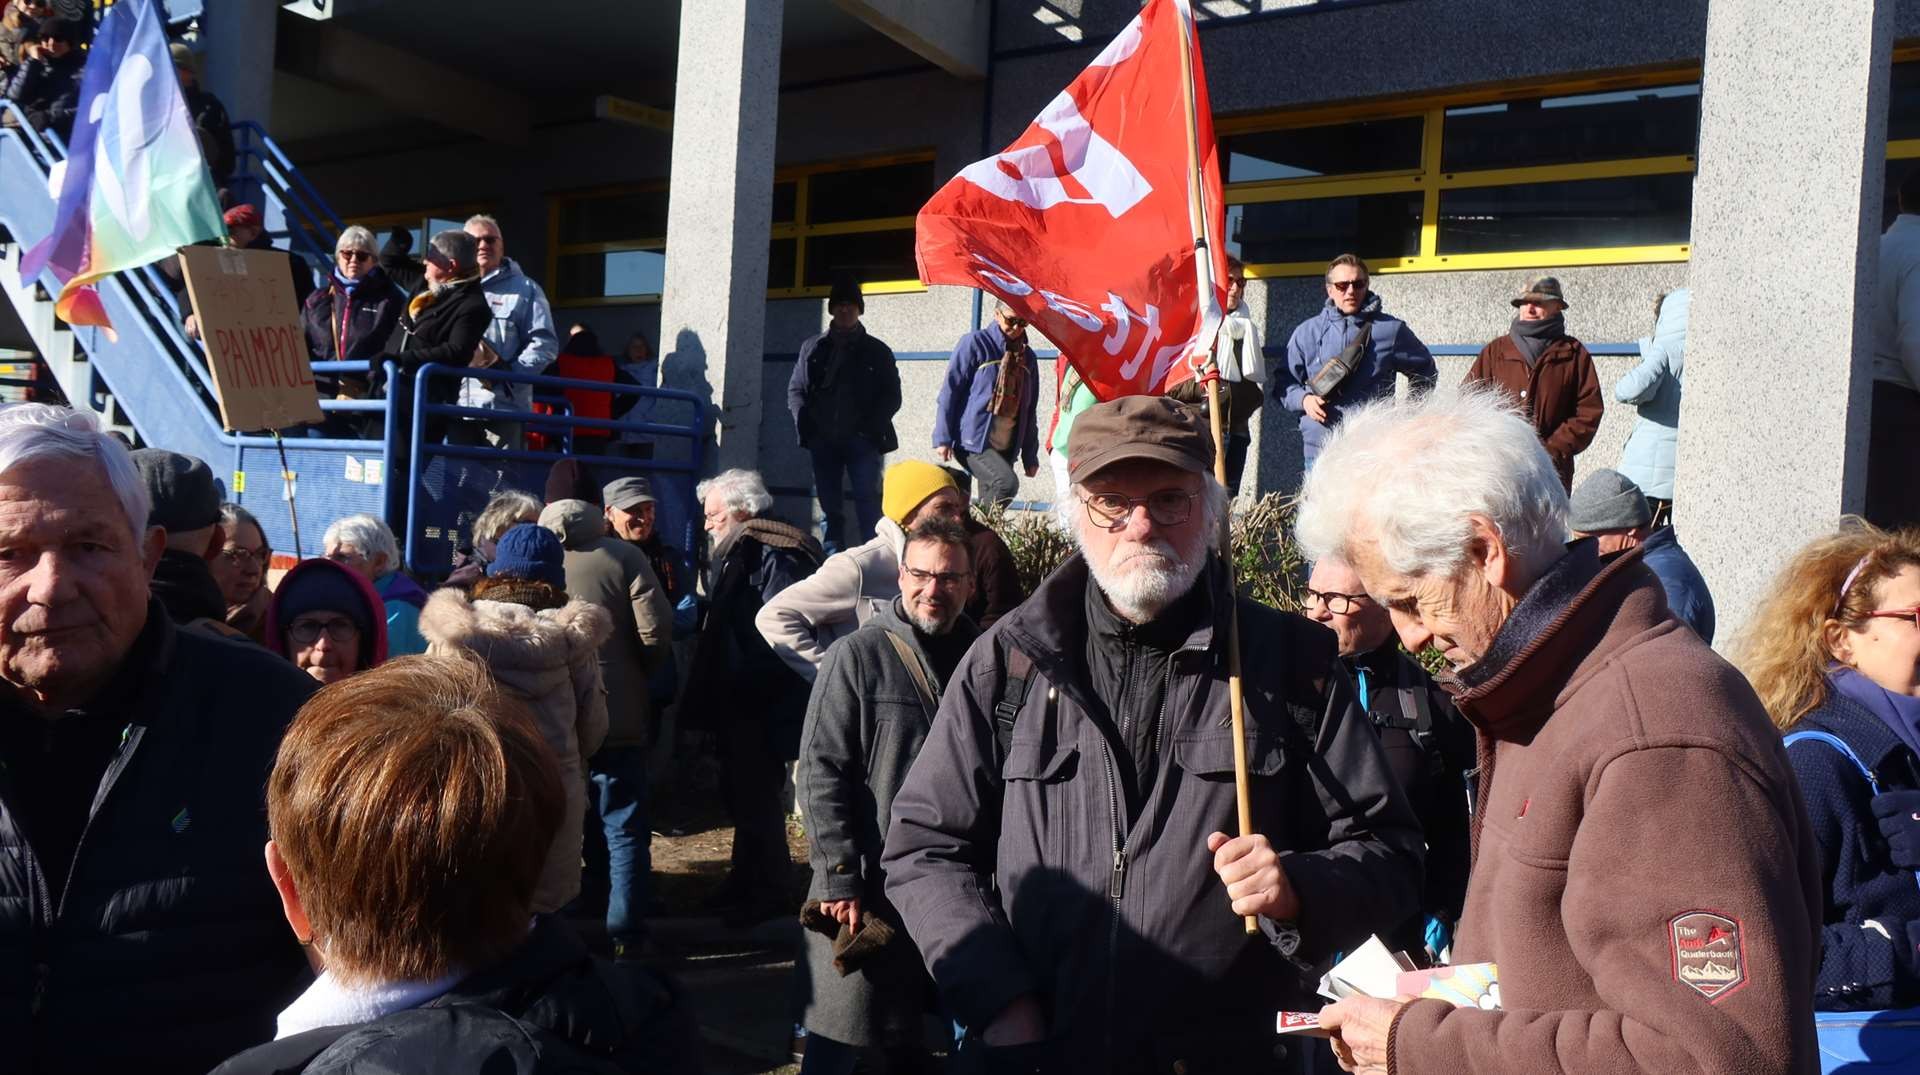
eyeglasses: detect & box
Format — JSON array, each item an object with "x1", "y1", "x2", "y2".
[
  {"x1": 1303, "y1": 587, "x2": 1370, "y2": 615},
  {"x1": 1327, "y1": 279, "x2": 1367, "y2": 293},
  {"x1": 1001, "y1": 316, "x2": 1027, "y2": 329},
  {"x1": 1082, "y1": 489, "x2": 1200, "y2": 530},
  {"x1": 325, "y1": 549, "x2": 367, "y2": 567},
  {"x1": 1866, "y1": 605, "x2": 1920, "y2": 628},
  {"x1": 903, "y1": 566, "x2": 968, "y2": 588},
  {"x1": 220, "y1": 546, "x2": 269, "y2": 568},
  {"x1": 337, "y1": 249, "x2": 373, "y2": 263},
  {"x1": 286, "y1": 618, "x2": 359, "y2": 645},
  {"x1": 473, "y1": 235, "x2": 501, "y2": 246}
]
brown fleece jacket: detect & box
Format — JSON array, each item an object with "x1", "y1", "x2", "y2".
[{"x1": 1388, "y1": 544, "x2": 1821, "y2": 1075}]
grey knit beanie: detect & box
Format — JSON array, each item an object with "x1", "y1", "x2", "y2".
[{"x1": 1568, "y1": 468, "x2": 1652, "y2": 533}]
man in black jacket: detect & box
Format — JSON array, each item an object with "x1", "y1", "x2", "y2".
[
  {"x1": 883, "y1": 396, "x2": 1422, "y2": 1075},
  {"x1": 787, "y1": 277, "x2": 901, "y2": 553},
  {"x1": 0, "y1": 404, "x2": 316, "y2": 1073},
  {"x1": 132, "y1": 447, "x2": 248, "y2": 639}
]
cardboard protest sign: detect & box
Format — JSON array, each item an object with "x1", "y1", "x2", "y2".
[{"x1": 178, "y1": 245, "x2": 323, "y2": 431}]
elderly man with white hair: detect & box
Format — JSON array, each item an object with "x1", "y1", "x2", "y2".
[
  {"x1": 0, "y1": 404, "x2": 317, "y2": 1072},
  {"x1": 323, "y1": 513, "x2": 429, "y2": 656},
  {"x1": 884, "y1": 396, "x2": 1421, "y2": 1075},
  {"x1": 1303, "y1": 388, "x2": 1821, "y2": 1075},
  {"x1": 457, "y1": 213, "x2": 559, "y2": 450}
]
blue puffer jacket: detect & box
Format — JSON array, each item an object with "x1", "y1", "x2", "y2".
[
  {"x1": 1782, "y1": 690, "x2": 1920, "y2": 1011},
  {"x1": 1637, "y1": 525, "x2": 1714, "y2": 645},
  {"x1": 1616, "y1": 288, "x2": 1689, "y2": 500},
  {"x1": 1275, "y1": 294, "x2": 1436, "y2": 464}
]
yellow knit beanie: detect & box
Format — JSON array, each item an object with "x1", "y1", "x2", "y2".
[{"x1": 882, "y1": 460, "x2": 958, "y2": 525}]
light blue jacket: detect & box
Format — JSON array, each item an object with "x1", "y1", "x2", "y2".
[
  {"x1": 1275, "y1": 294, "x2": 1435, "y2": 465},
  {"x1": 1615, "y1": 288, "x2": 1689, "y2": 500},
  {"x1": 461, "y1": 257, "x2": 559, "y2": 413}
]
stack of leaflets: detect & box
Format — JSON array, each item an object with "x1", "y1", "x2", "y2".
[{"x1": 1275, "y1": 936, "x2": 1499, "y2": 1037}]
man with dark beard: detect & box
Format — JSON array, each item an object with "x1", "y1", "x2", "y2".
[
  {"x1": 883, "y1": 396, "x2": 1420, "y2": 1075},
  {"x1": 796, "y1": 518, "x2": 978, "y2": 1073}
]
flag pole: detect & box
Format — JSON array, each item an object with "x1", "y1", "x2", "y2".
[{"x1": 1173, "y1": 0, "x2": 1256, "y2": 937}]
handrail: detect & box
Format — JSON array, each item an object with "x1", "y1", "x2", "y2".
[
  {"x1": 233, "y1": 122, "x2": 346, "y2": 238},
  {"x1": 0, "y1": 101, "x2": 60, "y2": 172}
]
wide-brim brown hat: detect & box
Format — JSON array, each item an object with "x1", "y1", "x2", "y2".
[
  {"x1": 1511, "y1": 275, "x2": 1569, "y2": 308},
  {"x1": 1067, "y1": 395, "x2": 1214, "y2": 482}
]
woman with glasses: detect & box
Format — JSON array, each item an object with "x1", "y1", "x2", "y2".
[
  {"x1": 265, "y1": 558, "x2": 390, "y2": 686},
  {"x1": 1742, "y1": 522, "x2": 1920, "y2": 1013},
  {"x1": 213, "y1": 502, "x2": 274, "y2": 640},
  {"x1": 302, "y1": 225, "x2": 408, "y2": 436}
]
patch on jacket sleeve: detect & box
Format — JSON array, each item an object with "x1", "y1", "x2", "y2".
[{"x1": 1669, "y1": 911, "x2": 1745, "y2": 1001}]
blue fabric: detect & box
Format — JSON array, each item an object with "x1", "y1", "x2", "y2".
[
  {"x1": 1834, "y1": 666, "x2": 1920, "y2": 766},
  {"x1": 809, "y1": 436, "x2": 883, "y2": 554},
  {"x1": 1786, "y1": 692, "x2": 1920, "y2": 1010},
  {"x1": 582, "y1": 745, "x2": 652, "y2": 945},
  {"x1": 1615, "y1": 288, "x2": 1688, "y2": 500},
  {"x1": 374, "y1": 573, "x2": 429, "y2": 656},
  {"x1": 1638, "y1": 526, "x2": 1715, "y2": 644},
  {"x1": 1274, "y1": 295, "x2": 1436, "y2": 465},
  {"x1": 932, "y1": 324, "x2": 1041, "y2": 467}
]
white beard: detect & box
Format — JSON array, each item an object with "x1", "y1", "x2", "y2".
[{"x1": 1086, "y1": 536, "x2": 1205, "y2": 623}]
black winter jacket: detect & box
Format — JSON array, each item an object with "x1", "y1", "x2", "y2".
[
  {"x1": 209, "y1": 916, "x2": 699, "y2": 1075},
  {"x1": 0, "y1": 602, "x2": 316, "y2": 1073},
  {"x1": 3, "y1": 50, "x2": 80, "y2": 135},
  {"x1": 882, "y1": 556, "x2": 1423, "y2": 1075},
  {"x1": 371, "y1": 280, "x2": 490, "y2": 439},
  {"x1": 787, "y1": 326, "x2": 901, "y2": 452},
  {"x1": 681, "y1": 518, "x2": 822, "y2": 757},
  {"x1": 302, "y1": 268, "x2": 406, "y2": 397}
]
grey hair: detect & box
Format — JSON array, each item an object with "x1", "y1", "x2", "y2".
[
  {"x1": 219, "y1": 502, "x2": 264, "y2": 544},
  {"x1": 323, "y1": 513, "x2": 401, "y2": 570},
  {"x1": 335, "y1": 225, "x2": 377, "y2": 256},
  {"x1": 1294, "y1": 386, "x2": 1569, "y2": 579},
  {"x1": 428, "y1": 229, "x2": 479, "y2": 278},
  {"x1": 0, "y1": 404, "x2": 149, "y2": 537},
  {"x1": 472, "y1": 490, "x2": 542, "y2": 547},
  {"x1": 463, "y1": 213, "x2": 502, "y2": 236},
  {"x1": 696, "y1": 468, "x2": 773, "y2": 519},
  {"x1": 1054, "y1": 474, "x2": 1230, "y2": 543}
]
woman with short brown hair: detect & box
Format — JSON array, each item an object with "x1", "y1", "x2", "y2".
[
  {"x1": 1742, "y1": 522, "x2": 1920, "y2": 1013},
  {"x1": 212, "y1": 655, "x2": 694, "y2": 1074}
]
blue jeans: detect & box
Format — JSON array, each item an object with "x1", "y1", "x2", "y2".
[
  {"x1": 582, "y1": 745, "x2": 651, "y2": 944},
  {"x1": 809, "y1": 437, "x2": 883, "y2": 553}
]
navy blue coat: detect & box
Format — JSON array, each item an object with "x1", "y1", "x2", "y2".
[
  {"x1": 1639, "y1": 526, "x2": 1715, "y2": 645},
  {"x1": 1784, "y1": 693, "x2": 1920, "y2": 1010},
  {"x1": 932, "y1": 323, "x2": 1040, "y2": 467},
  {"x1": 787, "y1": 327, "x2": 900, "y2": 452}
]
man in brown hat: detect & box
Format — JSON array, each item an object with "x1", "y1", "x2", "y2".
[
  {"x1": 883, "y1": 395, "x2": 1421, "y2": 1074},
  {"x1": 1463, "y1": 275, "x2": 1603, "y2": 490}
]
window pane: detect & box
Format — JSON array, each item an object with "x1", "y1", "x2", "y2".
[
  {"x1": 802, "y1": 230, "x2": 917, "y2": 287},
  {"x1": 556, "y1": 250, "x2": 664, "y2": 299},
  {"x1": 1441, "y1": 84, "x2": 1699, "y2": 171},
  {"x1": 808, "y1": 160, "x2": 937, "y2": 224},
  {"x1": 772, "y1": 182, "x2": 798, "y2": 225},
  {"x1": 1227, "y1": 193, "x2": 1423, "y2": 264},
  {"x1": 1891, "y1": 63, "x2": 1920, "y2": 141},
  {"x1": 1435, "y1": 174, "x2": 1692, "y2": 254},
  {"x1": 557, "y1": 189, "x2": 670, "y2": 246},
  {"x1": 1223, "y1": 117, "x2": 1424, "y2": 182},
  {"x1": 768, "y1": 238, "x2": 798, "y2": 290}
]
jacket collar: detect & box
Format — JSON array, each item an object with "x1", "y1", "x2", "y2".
[
  {"x1": 1321, "y1": 292, "x2": 1383, "y2": 323},
  {"x1": 1451, "y1": 540, "x2": 1655, "y2": 739},
  {"x1": 1800, "y1": 688, "x2": 1920, "y2": 776}
]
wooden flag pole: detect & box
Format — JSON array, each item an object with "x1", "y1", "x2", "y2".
[{"x1": 1172, "y1": 0, "x2": 1257, "y2": 936}]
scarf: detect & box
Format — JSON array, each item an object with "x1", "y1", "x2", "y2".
[
  {"x1": 408, "y1": 274, "x2": 478, "y2": 321},
  {"x1": 1830, "y1": 665, "x2": 1920, "y2": 764},
  {"x1": 1509, "y1": 313, "x2": 1565, "y2": 366},
  {"x1": 989, "y1": 347, "x2": 1029, "y2": 419}
]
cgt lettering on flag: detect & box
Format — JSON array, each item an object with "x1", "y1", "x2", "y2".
[{"x1": 916, "y1": 0, "x2": 1228, "y2": 401}]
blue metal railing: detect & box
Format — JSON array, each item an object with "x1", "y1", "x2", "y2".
[{"x1": 232, "y1": 121, "x2": 344, "y2": 278}]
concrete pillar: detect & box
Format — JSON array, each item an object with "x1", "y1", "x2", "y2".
[
  {"x1": 657, "y1": 0, "x2": 784, "y2": 473},
  {"x1": 1675, "y1": 0, "x2": 1892, "y2": 646},
  {"x1": 199, "y1": 0, "x2": 276, "y2": 128}
]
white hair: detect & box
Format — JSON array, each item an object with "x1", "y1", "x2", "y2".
[
  {"x1": 463, "y1": 213, "x2": 502, "y2": 236},
  {"x1": 1295, "y1": 386, "x2": 1569, "y2": 579},
  {"x1": 334, "y1": 225, "x2": 377, "y2": 256},
  {"x1": 0, "y1": 404, "x2": 148, "y2": 537},
  {"x1": 696, "y1": 468, "x2": 773, "y2": 518},
  {"x1": 323, "y1": 513, "x2": 400, "y2": 569},
  {"x1": 471, "y1": 489, "x2": 541, "y2": 547}
]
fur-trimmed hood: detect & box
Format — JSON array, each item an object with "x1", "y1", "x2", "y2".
[{"x1": 420, "y1": 588, "x2": 613, "y2": 673}]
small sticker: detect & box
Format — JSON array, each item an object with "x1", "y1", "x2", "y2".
[
  {"x1": 217, "y1": 249, "x2": 249, "y2": 275},
  {"x1": 343, "y1": 455, "x2": 363, "y2": 483},
  {"x1": 363, "y1": 459, "x2": 383, "y2": 485},
  {"x1": 425, "y1": 527, "x2": 442, "y2": 540},
  {"x1": 1670, "y1": 911, "x2": 1745, "y2": 1001},
  {"x1": 232, "y1": 471, "x2": 246, "y2": 494}
]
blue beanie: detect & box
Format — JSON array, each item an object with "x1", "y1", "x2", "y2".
[{"x1": 488, "y1": 523, "x2": 567, "y2": 589}]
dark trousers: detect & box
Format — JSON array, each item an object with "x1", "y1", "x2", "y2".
[
  {"x1": 809, "y1": 437, "x2": 883, "y2": 553},
  {"x1": 1868, "y1": 379, "x2": 1920, "y2": 530},
  {"x1": 721, "y1": 721, "x2": 791, "y2": 901},
  {"x1": 957, "y1": 445, "x2": 1019, "y2": 508},
  {"x1": 581, "y1": 745, "x2": 651, "y2": 945},
  {"x1": 1224, "y1": 432, "x2": 1252, "y2": 495}
]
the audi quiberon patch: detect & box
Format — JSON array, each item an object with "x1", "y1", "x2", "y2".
[{"x1": 1669, "y1": 911, "x2": 1745, "y2": 1001}]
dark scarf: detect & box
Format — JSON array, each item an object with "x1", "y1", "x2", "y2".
[
  {"x1": 1830, "y1": 665, "x2": 1920, "y2": 765},
  {"x1": 1509, "y1": 313, "x2": 1566, "y2": 366},
  {"x1": 150, "y1": 548, "x2": 230, "y2": 626}
]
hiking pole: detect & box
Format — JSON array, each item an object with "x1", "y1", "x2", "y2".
[
  {"x1": 271, "y1": 429, "x2": 303, "y2": 559},
  {"x1": 1175, "y1": 0, "x2": 1256, "y2": 936}
]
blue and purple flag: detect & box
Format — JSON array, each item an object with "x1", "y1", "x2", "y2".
[{"x1": 20, "y1": 0, "x2": 225, "y2": 332}]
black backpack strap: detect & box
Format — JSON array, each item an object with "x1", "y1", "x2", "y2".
[{"x1": 993, "y1": 647, "x2": 1035, "y2": 767}]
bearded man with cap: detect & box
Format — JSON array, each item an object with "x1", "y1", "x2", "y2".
[
  {"x1": 1463, "y1": 275, "x2": 1602, "y2": 491},
  {"x1": 758, "y1": 459, "x2": 968, "y2": 682},
  {"x1": 883, "y1": 396, "x2": 1421, "y2": 1075},
  {"x1": 788, "y1": 277, "x2": 901, "y2": 552},
  {"x1": 1569, "y1": 467, "x2": 1714, "y2": 643},
  {"x1": 132, "y1": 448, "x2": 246, "y2": 639}
]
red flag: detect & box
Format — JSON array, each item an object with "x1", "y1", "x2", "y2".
[{"x1": 915, "y1": 0, "x2": 1228, "y2": 401}]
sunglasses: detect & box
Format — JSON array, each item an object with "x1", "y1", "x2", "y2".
[
  {"x1": 1327, "y1": 279, "x2": 1367, "y2": 293},
  {"x1": 337, "y1": 250, "x2": 373, "y2": 263}
]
